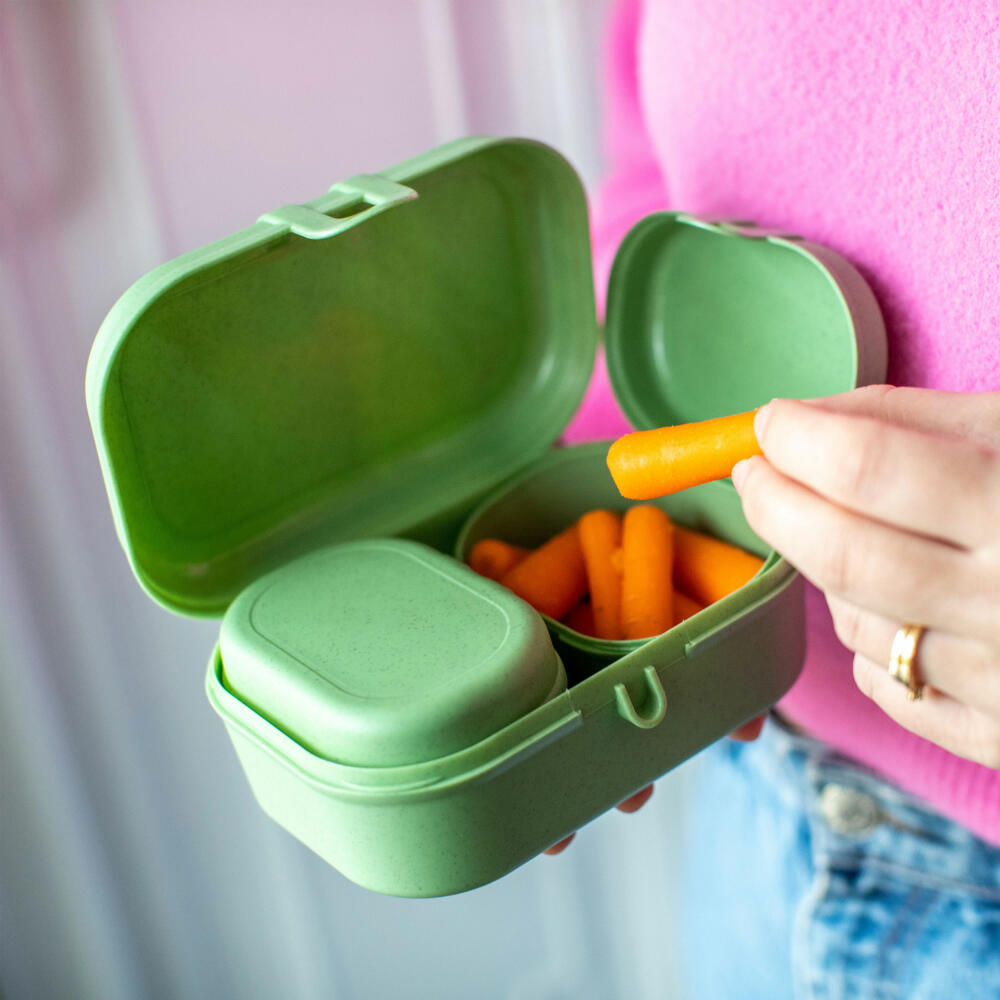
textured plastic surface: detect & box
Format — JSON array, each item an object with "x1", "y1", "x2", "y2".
[
  {"x1": 219, "y1": 539, "x2": 565, "y2": 767},
  {"x1": 86, "y1": 138, "x2": 596, "y2": 615},
  {"x1": 604, "y1": 215, "x2": 886, "y2": 431},
  {"x1": 208, "y1": 444, "x2": 804, "y2": 897}
]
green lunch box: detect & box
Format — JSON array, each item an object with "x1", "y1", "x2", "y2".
[{"x1": 86, "y1": 137, "x2": 886, "y2": 897}]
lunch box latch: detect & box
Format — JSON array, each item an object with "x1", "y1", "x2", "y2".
[
  {"x1": 259, "y1": 174, "x2": 417, "y2": 240},
  {"x1": 614, "y1": 666, "x2": 667, "y2": 730}
]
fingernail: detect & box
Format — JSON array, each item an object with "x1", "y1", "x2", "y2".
[
  {"x1": 731, "y1": 458, "x2": 750, "y2": 493},
  {"x1": 753, "y1": 403, "x2": 774, "y2": 442}
]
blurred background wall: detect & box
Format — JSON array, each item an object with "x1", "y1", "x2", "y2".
[{"x1": 0, "y1": 2, "x2": 698, "y2": 997}]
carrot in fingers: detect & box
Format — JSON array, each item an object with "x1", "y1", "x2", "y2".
[
  {"x1": 673, "y1": 590, "x2": 706, "y2": 623},
  {"x1": 620, "y1": 505, "x2": 674, "y2": 640},
  {"x1": 607, "y1": 410, "x2": 762, "y2": 499},
  {"x1": 563, "y1": 601, "x2": 597, "y2": 636},
  {"x1": 500, "y1": 525, "x2": 587, "y2": 620},
  {"x1": 672, "y1": 525, "x2": 764, "y2": 606},
  {"x1": 467, "y1": 538, "x2": 529, "y2": 581},
  {"x1": 577, "y1": 510, "x2": 624, "y2": 639}
]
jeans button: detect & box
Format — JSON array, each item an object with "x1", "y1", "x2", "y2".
[{"x1": 819, "y1": 783, "x2": 883, "y2": 835}]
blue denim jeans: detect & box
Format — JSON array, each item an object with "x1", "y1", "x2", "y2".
[{"x1": 680, "y1": 715, "x2": 1000, "y2": 999}]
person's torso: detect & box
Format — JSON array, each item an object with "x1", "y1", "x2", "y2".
[{"x1": 638, "y1": 0, "x2": 1000, "y2": 390}]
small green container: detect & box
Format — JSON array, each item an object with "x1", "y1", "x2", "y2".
[
  {"x1": 219, "y1": 538, "x2": 566, "y2": 768},
  {"x1": 86, "y1": 137, "x2": 886, "y2": 897}
]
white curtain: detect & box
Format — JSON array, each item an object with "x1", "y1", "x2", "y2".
[{"x1": 0, "y1": 3, "x2": 695, "y2": 997}]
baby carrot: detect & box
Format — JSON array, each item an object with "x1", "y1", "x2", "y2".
[
  {"x1": 607, "y1": 410, "x2": 762, "y2": 499},
  {"x1": 500, "y1": 525, "x2": 587, "y2": 620},
  {"x1": 610, "y1": 546, "x2": 624, "y2": 576},
  {"x1": 620, "y1": 505, "x2": 674, "y2": 640},
  {"x1": 563, "y1": 601, "x2": 597, "y2": 636},
  {"x1": 467, "y1": 538, "x2": 529, "y2": 581},
  {"x1": 673, "y1": 525, "x2": 765, "y2": 606},
  {"x1": 673, "y1": 590, "x2": 706, "y2": 623},
  {"x1": 577, "y1": 510, "x2": 624, "y2": 640}
]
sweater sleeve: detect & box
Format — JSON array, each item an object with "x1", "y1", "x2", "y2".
[{"x1": 565, "y1": 0, "x2": 669, "y2": 444}]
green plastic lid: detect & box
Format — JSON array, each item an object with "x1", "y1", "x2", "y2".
[
  {"x1": 218, "y1": 539, "x2": 565, "y2": 767},
  {"x1": 86, "y1": 138, "x2": 596, "y2": 616},
  {"x1": 604, "y1": 215, "x2": 886, "y2": 429}
]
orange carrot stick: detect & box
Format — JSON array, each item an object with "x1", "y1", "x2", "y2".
[
  {"x1": 563, "y1": 601, "x2": 597, "y2": 636},
  {"x1": 577, "y1": 510, "x2": 624, "y2": 640},
  {"x1": 673, "y1": 525, "x2": 765, "y2": 606},
  {"x1": 607, "y1": 410, "x2": 762, "y2": 499},
  {"x1": 500, "y1": 525, "x2": 587, "y2": 620},
  {"x1": 467, "y1": 538, "x2": 529, "y2": 581},
  {"x1": 620, "y1": 505, "x2": 674, "y2": 640},
  {"x1": 673, "y1": 590, "x2": 706, "y2": 623},
  {"x1": 610, "y1": 546, "x2": 624, "y2": 576}
]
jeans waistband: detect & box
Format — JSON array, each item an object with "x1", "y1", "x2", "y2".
[{"x1": 753, "y1": 713, "x2": 1000, "y2": 898}]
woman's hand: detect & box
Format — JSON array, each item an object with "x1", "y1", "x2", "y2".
[{"x1": 731, "y1": 385, "x2": 1000, "y2": 769}]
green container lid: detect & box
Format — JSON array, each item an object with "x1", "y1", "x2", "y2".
[
  {"x1": 604, "y1": 215, "x2": 886, "y2": 430},
  {"x1": 86, "y1": 138, "x2": 597, "y2": 616},
  {"x1": 219, "y1": 539, "x2": 565, "y2": 767}
]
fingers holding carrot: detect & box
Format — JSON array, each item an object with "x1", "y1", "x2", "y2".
[{"x1": 732, "y1": 391, "x2": 1000, "y2": 768}]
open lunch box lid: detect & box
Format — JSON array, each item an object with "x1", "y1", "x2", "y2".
[
  {"x1": 86, "y1": 137, "x2": 598, "y2": 617},
  {"x1": 604, "y1": 215, "x2": 886, "y2": 429}
]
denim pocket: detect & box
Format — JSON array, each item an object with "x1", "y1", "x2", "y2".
[{"x1": 801, "y1": 759, "x2": 1000, "y2": 999}]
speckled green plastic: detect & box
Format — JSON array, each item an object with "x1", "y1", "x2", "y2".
[
  {"x1": 604, "y1": 215, "x2": 887, "y2": 430},
  {"x1": 208, "y1": 531, "x2": 804, "y2": 896},
  {"x1": 87, "y1": 138, "x2": 888, "y2": 898},
  {"x1": 219, "y1": 539, "x2": 566, "y2": 767},
  {"x1": 86, "y1": 137, "x2": 596, "y2": 616}
]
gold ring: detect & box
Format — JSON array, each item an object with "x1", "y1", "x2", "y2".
[{"x1": 888, "y1": 623, "x2": 926, "y2": 701}]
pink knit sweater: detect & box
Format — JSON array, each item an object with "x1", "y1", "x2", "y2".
[{"x1": 565, "y1": 0, "x2": 1000, "y2": 844}]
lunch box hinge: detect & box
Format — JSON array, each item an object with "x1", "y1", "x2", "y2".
[{"x1": 673, "y1": 214, "x2": 800, "y2": 242}]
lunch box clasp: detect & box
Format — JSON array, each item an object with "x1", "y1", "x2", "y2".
[
  {"x1": 614, "y1": 666, "x2": 667, "y2": 730},
  {"x1": 259, "y1": 174, "x2": 417, "y2": 240}
]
